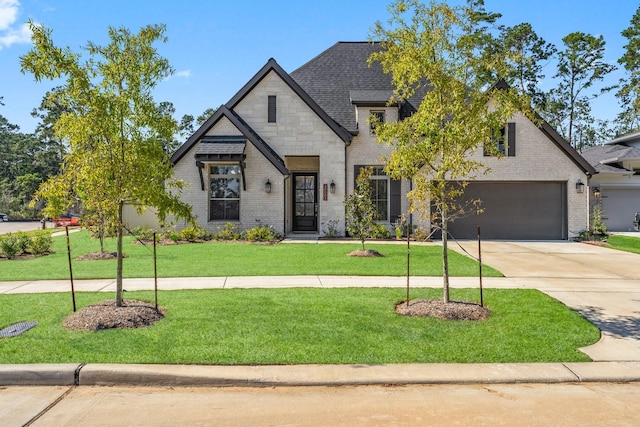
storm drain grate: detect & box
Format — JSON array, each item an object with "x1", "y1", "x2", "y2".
[{"x1": 0, "y1": 321, "x2": 38, "y2": 338}]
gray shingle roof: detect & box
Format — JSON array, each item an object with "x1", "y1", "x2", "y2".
[
  {"x1": 581, "y1": 144, "x2": 640, "y2": 173},
  {"x1": 291, "y1": 42, "x2": 420, "y2": 133}
]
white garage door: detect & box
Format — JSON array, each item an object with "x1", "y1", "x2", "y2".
[{"x1": 601, "y1": 188, "x2": 640, "y2": 231}]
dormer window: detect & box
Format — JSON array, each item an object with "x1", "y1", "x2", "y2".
[
  {"x1": 268, "y1": 95, "x2": 277, "y2": 123},
  {"x1": 369, "y1": 110, "x2": 385, "y2": 134}
]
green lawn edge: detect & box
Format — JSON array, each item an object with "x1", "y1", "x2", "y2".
[
  {"x1": 0, "y1": 288, "x2": 599, "y2": 364},
  {"x1": 0, "y1": 230, "x2": 502, "y2": 280},
  {"x1": 606, "y1": 234, "x2": 640, "y2": 255}
]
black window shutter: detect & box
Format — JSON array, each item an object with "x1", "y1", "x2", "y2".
[
  {"x1": 268, "y1": 96, "x2": 276, "y2": 123},
  {"x1": 507, "y1": 122, "x2": 516, "y2": 157},
  {"x1": 390, "y1": 179, "x2": 401, "y2": 222},
  {"x1": 354, "y1": 165, "x2": 364, "y2": 187}
]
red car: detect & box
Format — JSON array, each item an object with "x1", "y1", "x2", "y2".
[{"x1": 54, "y1": 215, "x2": 80, "y2": 227}]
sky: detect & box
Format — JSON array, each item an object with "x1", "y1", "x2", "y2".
[{"x1": 0, "y1": 0, "x2": 638, "y2": 135}]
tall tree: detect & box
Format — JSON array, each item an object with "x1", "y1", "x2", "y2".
[
  {"x1": 21, "y1": 22, "x2": 193, "y2": 306},
  {"x1": 0, "y1": 97, "x2": 52, "y2": 218},
  {"x1": 370, "y1": 0, "x2": 526, "y2": 303},
  {"x1": 178, "y1": 107, "x2": 217, "y2": 140},
  {"x1": 30, "y1": 87, "x2": 67, "y2": 178},
  {"x1": 616, "y1": 5, "x2": 640, "y2": 134},
  {"x1": 499, "y1": 23, "x2": 556, "y2": 110},
  {"x1": 543, "y1": 32, "x2": 616, "y2": 148}
]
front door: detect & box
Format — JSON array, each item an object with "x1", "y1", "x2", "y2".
[{"x1": 293, "y1": 173, "x2": 317, "y2": 232}]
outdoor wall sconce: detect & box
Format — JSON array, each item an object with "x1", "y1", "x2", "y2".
[
  {"x1": 575, "y1": 179, "x2": 585, "y2": 194},
  {"x1": 330, "y1": 180, "x2": 336, "y2": 194},
  {"x1": 593, "y1": 187, "x2": 601, "y2": 198},
  {"x1": 265, "y1": 179, "x2": 272, "y2": 193}
]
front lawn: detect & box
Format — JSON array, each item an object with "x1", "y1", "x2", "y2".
[
  {"x1": 607, "y1": 234, "x2": 640, "y2": 255},
  {"x1": 0, "y1": 231, "x2": 501, "y2": 280},
  {"x1": 0, "y1": 288, "x2": 598, "y2": 364}
]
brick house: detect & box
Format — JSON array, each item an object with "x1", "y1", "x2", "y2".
[{"x1": 166, "y1": 42, "x2": 595, "y2": 240}]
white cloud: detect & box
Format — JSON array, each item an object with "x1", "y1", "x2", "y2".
[
  {"x1": 0, "y1": 0, "x2": 32, "y2": 50},
  {"x1": 0, "y1": 21, "x2": 31, "y2": 49},
  {"x1": 0, "y1": 0, "x2": 19, "y2": 31},
  {"x1": 175, "y1": 70, "x2": 191, "y2": 79},
  {"x1": 165, "y1": 69, "x2": 191, "y2": 82}
]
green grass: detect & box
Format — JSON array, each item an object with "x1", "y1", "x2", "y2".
[
  {"x1": 607, "y1": 234, "x2": 640, "y2": 255},
  {"x1": 0, "y1": 288, "x2": 599, "y2": 364},
  {"x1": 0, "y1": 231, "x2": 501, "y2": 280}
]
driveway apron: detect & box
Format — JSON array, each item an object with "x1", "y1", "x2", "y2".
[{"x1": 451, "y1": 240, "x2": 640, "y2": 361}]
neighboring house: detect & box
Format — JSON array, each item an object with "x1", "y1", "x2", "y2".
[
  {"x1": 582, "y1": 132, "x2": 640, "y2": 231},
  {"x1": 167, "y1": 42, "x2": 594, "y2": 240}
]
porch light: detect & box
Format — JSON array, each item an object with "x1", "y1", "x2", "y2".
[
  {"x1": 265, "y1": 179, "x2": 272, "y2": 193},
  {"x1": 575, "y1": 179, "x2": 585, "y2": 194},
  {"x1": 593, "y1": 187, "x2": 601, "y2": 198},
  {"x1": 330, "y1": 180, "x2": 336, "y2": 194}
]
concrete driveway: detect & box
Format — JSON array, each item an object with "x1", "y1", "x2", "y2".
[{"x1": 451, "y1": 240, "x2": 640, "y2": 361}]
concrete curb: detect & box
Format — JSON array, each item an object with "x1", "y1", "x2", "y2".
[
  {"x1": 2, "y1": 362, "x2": 640, "y2": 387},
  {"x1": 0, "y1": 364, "x2": 80, "y2": 386}
]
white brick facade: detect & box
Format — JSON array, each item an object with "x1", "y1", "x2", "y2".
[{"x1": 157, "y1": 47, "x2": 592, "y2": 240}]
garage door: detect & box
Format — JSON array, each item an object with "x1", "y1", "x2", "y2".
[
  {"x1": 601, "y1": 188, "x2": 640, "y2": 231},
  {"x1": 445, "y1": 182, "x2": 567, "y2": 240}
]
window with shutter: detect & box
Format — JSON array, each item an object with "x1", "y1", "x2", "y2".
[{"x1": 484, "y1": 123, "x2": 516, "y2": 157}]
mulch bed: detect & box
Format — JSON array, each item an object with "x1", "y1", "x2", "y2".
[
  {"x1": 347, "y1": 249, "x2": 384, "y2": 257},
  {"x1": 74, "y1": 252, "x2": 128, "y2": 261},
  {"x1": 395, "y1": 299, "x2": 490, "y2": 321},
  {"x1": 63, "y1": 300, "x2": 166, "y2": 331}
]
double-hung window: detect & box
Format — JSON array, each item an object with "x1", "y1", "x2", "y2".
[{"x1": 209, "y1": 165, "x2": 241, "y2": 221}]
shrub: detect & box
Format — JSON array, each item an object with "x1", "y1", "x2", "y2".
[
  {"x1": 131, "y1": 225, "x2": 157, "y2": 241},
  {"x1": 413, "y1": 227, "x2": 432, "y2": 242},
  {"x1": 243, "y1": 225, "x2": 282, "y2": 242},
  {"x1": 15, "y1": 232, "x2": 31, "y2": 254},
  {"x1": 0, "y1": 233, "x2": 20, "y2": 259},
  {"x1": 369, "y1": 223, "x2": 391, "y2": 239},
  {"x1": 28, "y1": 231, "x2": 53, "y2": 255},
  {"x1": 322, "y1": 219, "x2": 341, "y2": 238},
  {"x1": 591, "y1": 205, "x2": 608, "y2": 236},
  {"x1": 179, "y1": 226, "x2": 213, "y2": 242},
  {"x1": 215, "y1": 222, "x2": 240, "y2": 241}
]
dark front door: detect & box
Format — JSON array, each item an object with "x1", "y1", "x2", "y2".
[{"x1": 293, "y1": 173, "x2": 317, "y2": 232}]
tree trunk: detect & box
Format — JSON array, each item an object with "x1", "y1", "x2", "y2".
[
  {"x1": 115, "y1": 202, "x2": 124, "y2": 307},
  {"x1": 441, "y1": 205, "x2": 450, "y2": 303}
]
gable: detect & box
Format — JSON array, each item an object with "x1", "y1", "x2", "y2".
[
  {"x1": 227, "y1": 58, "x2": 352, "y2": 142},
  {"x1": 171, "y1": 105, "x2": 288, "y2": 175},
  {"x1": 473, "y1": 112, "x2": 594, "y2": 180}
]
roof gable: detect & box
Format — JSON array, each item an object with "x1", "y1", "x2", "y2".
[
  {"x1": 491, "y1": 79, "x2": 595, "y2": 176},
  {"x1": 171, "y1": 105, "x2": 289, "y2": 175},
  {"x1": 226, "y1": 58, "x2": 352, "y2": 142}
]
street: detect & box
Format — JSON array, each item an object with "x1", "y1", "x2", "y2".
[
  {"x1": 0, "y1": 221, "x2": 49, "y2": 235},
  {"x1": 3, "y1": 383, "x2": 640, "y2": 426}
]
